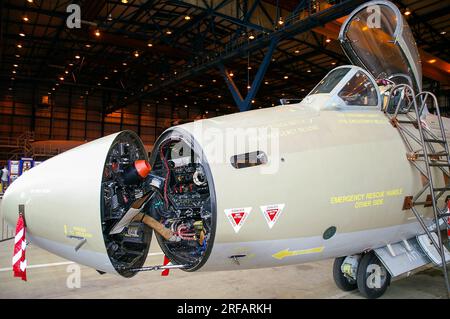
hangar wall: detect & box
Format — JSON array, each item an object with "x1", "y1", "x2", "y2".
[{"x1": 0, "y1": 84, "x2": 207, "y2": 147}]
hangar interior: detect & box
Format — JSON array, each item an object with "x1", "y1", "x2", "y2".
[
  {"x1": 0, "y1": 0, "x2": 449, "y2": 299},
  {"x1": 0, "y1": 0, "x2": 448, "y2": 162}
]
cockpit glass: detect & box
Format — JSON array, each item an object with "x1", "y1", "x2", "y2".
[
  {"x1": 310, "y1": 68, "x2": 350, "y2": 94},
  {"x1": 341, "y1": 3, "x2": 422, "y2": 92},
  {"x1": 401, "y1": 16, "x2": 422, "y2": 88},
  {"x1": 338, "y1": 71, "x2": 378, "y2": 106},
  {"x1": 345, "y1": 7, "x2": 407, "y2": 81}
]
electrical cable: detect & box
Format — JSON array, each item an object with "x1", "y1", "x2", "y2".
[{"x1": 159, "y1": 141, "x2": 171, "y2": 209}]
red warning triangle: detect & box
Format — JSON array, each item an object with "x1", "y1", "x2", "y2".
[
  {"x1": 224, "y1": 207, "x2": 252, "y2": 233},
  {"x1": 266, "y1": 209, "x2": 279, "y2": 221},
  {"x1": 260, "y1": 204, "x2": 285, "y2": 229},
  {"x1": 231, "y1": 212, "x2": 244, "y2": 225}
]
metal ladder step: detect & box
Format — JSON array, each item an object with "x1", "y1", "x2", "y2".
[
  {"x1": 428, "y1": 152, "x2": 449, "y2": 157},
  {"x1": 397, "y1": 119, "x2": 417, "y2": 125},
  {"x1": 433, "y1": 187, "x2": 450, "y2": 192},
  {"x1": 429, "y1": 162, "x2": 450, "y2": 167},
  {"x1": 415, "y1": 152, "x2": 449, "y2": 158},
  {"x1": 424, "y1": 138, "x2": 447, "y2": 144}
]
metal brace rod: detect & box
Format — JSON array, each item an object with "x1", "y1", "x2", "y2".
[
  {"x1": 129, "y1": 264, "x2": 187, "y2": 273},
  {"x1": 219, "y1": 37, "x2": 279, "y2": 112}
]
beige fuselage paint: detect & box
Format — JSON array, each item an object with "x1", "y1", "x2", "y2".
[
  {"x1": 1, "y1": 105, "x2": 443, "y2": 273},
  {"x1": 2, "y1": 133, "x2": 122, "y2": 273},
  {"x1": 174, "y1": 103, "x2": 443, "y2": 271}
]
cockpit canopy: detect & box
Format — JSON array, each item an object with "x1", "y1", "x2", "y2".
[
  {"x1": 301, "y1": 66, "x2": 381, "y2": 110},
  {"x1": 338, "y1": 1, "x2": 422, "y2": 93}
]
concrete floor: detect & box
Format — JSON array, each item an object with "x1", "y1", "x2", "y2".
[{"x1": 0, "y1": 198, "x2": 448, "y2": 299}]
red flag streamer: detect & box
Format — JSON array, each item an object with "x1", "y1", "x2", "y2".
[
  {"x1": 12, "y1": 214, "x2": 27, "y2": 281},
  {"x1": 161, "y1": 255, "x2": 170, "y2": 276}
]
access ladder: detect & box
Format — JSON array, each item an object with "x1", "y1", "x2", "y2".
[{"x1": 386, "y1": 83, "x2": 450, "y2": 298}]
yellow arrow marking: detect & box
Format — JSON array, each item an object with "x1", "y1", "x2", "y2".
[{"x1": 272, "y1": 246, "x2": 324, "y2": 260}]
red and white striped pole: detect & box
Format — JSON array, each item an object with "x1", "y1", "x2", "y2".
[{"x1": 12, "y1": 213, "x2": 27, "y2": 281}]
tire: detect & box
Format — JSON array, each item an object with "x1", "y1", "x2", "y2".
[
  {"x1": 333, "y1": 257, "x2": 357, "y2": 291},
  {"x1": 356, "y1": 252, "x2": 391, "y2": 299}
]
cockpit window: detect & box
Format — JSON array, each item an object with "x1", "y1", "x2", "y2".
[
  {"x1": 310, "y1": 68, "x2": 350, "y2": 94},
  {"x1": 338, "y1": 71, "x2": 378, "y2": 106}
]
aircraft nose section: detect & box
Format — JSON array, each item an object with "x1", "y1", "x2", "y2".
[{"x1": 1, "y1": 181, "x2": 22, "y2": 228}]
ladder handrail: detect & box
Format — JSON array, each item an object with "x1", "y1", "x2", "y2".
[
  {"x1": 387, "y1": 84, "x2": 450, "y2": 298},
  {"x1": 412, "y1": 90, "x2": 449, "y2": 260},
  {"x1": 387, "y1": 83, "x2": 418, "y2": 117}
]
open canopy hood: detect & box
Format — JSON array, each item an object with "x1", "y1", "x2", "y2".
[{"x1": 338, "y1": 1, "x2": 422, "y2": 92}]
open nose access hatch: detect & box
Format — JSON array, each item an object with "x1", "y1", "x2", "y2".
[{"x1": 101, "y1": 130, "x2": 216, "y2": 277}]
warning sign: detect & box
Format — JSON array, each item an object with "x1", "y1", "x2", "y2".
[
  {"x1": 224, "y1": 207, "x2": 252, "y2": 233},
  {"x1": 260, "y1": 204, "x2": 285, "y2": 229}
]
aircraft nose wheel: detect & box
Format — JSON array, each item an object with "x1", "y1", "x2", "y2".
[
  {"x1": 356, "y1": 252, "x2": 391, "y2": 299},
  {"x1": 333, "y1": 257, "x2": 358, "y2": 291}
]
